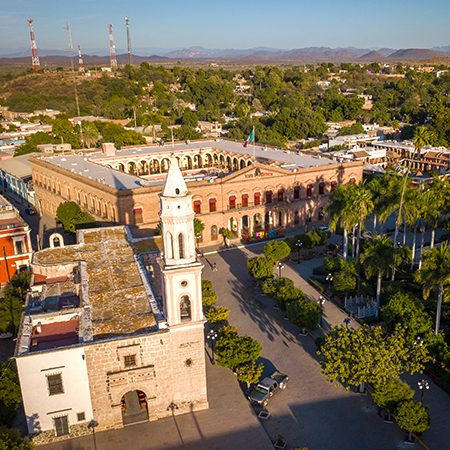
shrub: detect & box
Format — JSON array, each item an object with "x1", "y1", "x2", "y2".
[
  {"x1": 247, "y1": 256, "x2": 273, "y2": 281},
  {"x1": 263, "y1": 240, "x2": 291, "y2": 261},
  {"x1": 286, "y1": 298, "x2": 322, "y2": 330}
]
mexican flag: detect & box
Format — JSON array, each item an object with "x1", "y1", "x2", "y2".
[{"x1": 243, "y1": 129, "x2": 254, "y2": 147}]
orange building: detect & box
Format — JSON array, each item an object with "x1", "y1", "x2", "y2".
[
  {"x1": 0, "y1": 194, "x2": 32, "y2": 285},
  {"x1": 30, "y1": 140, "x2": 363, "y2": 245}
]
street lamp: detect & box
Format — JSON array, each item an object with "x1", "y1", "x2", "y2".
[
  {"x1": 277, "y1": 261, "x2": 284, "y2": 278},
  {"x1": 296, "y1": 240, "x2": 302, "y2": 263},
  {"x1": 326, "y1": 273, "x2": 333, "y2": 289},
  {"x1": 418, "y1": 379, "x2": 429, "y2": 405},
  {"x1": 207, "y1": 329, "x2": 218, "y2": 364}
]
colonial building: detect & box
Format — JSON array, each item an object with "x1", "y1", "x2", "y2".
[
  {"x1": 15, "y1": 159, "x2": 208, "y2": 445},
  {"x1": 30, "y1": 139, "x2": 363, "y2": 245},
  {"x1": 0, "y1": 194, "x2": 32, "y2": 285}
]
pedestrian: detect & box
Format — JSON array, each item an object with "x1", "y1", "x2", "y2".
[
  {"x1": 201, "y1": 250, "x2": 204, "y2": 258},
  {"x1": 212, "y1": 262, "x2": 217, "y2": 272}
]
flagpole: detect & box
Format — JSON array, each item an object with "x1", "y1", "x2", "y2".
[{"x1": 253, "y1": 125, "x2": 255, "y2": 160}]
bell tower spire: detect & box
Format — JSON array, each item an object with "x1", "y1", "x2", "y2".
[{"x1": 159, "y1": 155, "x2": 203, "y2": 326}]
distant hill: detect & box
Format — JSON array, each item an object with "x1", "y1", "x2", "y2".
[
  {"x1": 359, "y1": 50, "x2": 385, "y2": 61},
  {"x1": 0, "y1": 53, "x2": 170, "y2": 69},
  {"x1": 387, "y1": 48, "x2": 449, "y2": 61}
]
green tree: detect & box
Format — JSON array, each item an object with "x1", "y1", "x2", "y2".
[
  {"x1": 371, "y1": 379, "x2": 415, "y2": 422},
  {"x1": 361, "y1": 237, "x2": 394, "y2": 316},
  {"x1": 263, "y1": 240, "x2": 291, "y2": 261},
  {"x1": 333, "y1": 261, "x2": 357, "y2": 300},
  {"x1": 201, "y1": 279, "x2": 217, "y2": 307},
  {"x1": 221, "y1": 228, "x2": 234, "y2": 247},
  {"x1": 0, "y1": 289, "x2": 24, "y2": 335},
  {"x1": 205, "y1": 306, "x2": 230, "y2": 325},
  {"x1": 0, "y1": 362, "x2": 22, "y2": 427},
  {"x1": 56, "y1": 202, "x2": 96, "y2": 233},
  {"x1": 215, "y1": 326, "x2": 263, "y2": 371},
  {"x1": 395, "y1": 400, "x2": 431, "y2": 442},
  {"x1": 13, "y1": 141, "x2": 40, "y2": 157},
  {"x1": 247, "y1": 256, "x2": 273, "y2": 281},
  {"x1": 286, "y1": 298, "x2": 322, "y2": 333},
  {"x1": 415, "y1": 242, "x2": 450, "y2": 335},
  {"x1": 262, "y1": 277, "x2": 305, "y2": 311},
  {"x1": 236, "y1": 362, "x2": 264, "y2": 389},
  {"x1": 0, "y1": 426, "x2": 34, "y2": 449},
  {"x1": 337, "y1": 123, "x2": 364, "y2": 136},
  {"x1": 318, "y1": 325, "x2": 429, "y2": 391}
]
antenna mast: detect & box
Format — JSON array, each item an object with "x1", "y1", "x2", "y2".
[
  {"x1": 78, "y1": 45, "x2": 85, "y2": 75},
  {"x1": 66, "y1": 22, "x2": 81, "y2": 118},
  {"x1": 125, "y1": 17, "x2": 132, "y2": 66},
  {"x1": 106, "y1": 24, "x2": 117, "y2": 70},
  {"x1": 28, "y1": 18, "x2": 40, "y2": 72}
]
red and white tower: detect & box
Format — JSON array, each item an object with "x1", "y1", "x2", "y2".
[
  {"x1": 28, "y1": 18, "x2": 40, "y2": 72},
  {"x1": 106, "y1": 24, "x2": 117, "y2": 70},
  {"x1": 78, "y1": 45, "x2": 85, "y2": 74}
]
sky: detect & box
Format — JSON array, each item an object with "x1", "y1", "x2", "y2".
[{"x1": 1, "y1": 0, "x2": 450, "y2": 53}]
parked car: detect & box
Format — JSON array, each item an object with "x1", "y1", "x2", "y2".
[
  {"x1": 247, "y1": 372, "x2": 289, "y2": 407},
  {"x1": 319, "y1": 226, "x2": 331, "y2": 232},
  {"x1": 25, "y1": 207, "x2": 36, "y2": 215}
]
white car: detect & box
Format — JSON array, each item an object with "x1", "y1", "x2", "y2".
[{"x1": 319, "y1": 226, "x2": 331, "y2": 233}]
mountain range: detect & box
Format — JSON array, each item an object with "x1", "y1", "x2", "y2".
[{"x1": 0, "y1": 46, "x2": 449, "y2": 63}]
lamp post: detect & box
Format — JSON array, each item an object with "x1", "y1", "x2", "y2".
[
  {"x1": 326, "y1": 273, "x2": 333, "y2": 290},
  {"x1": 207, "y1": 329, "x2": 218, "y2": 364},
  {"x1": 277, "y1": 261, "x2": 284, "y2": 279},
  {"x1": 296, "y1": 240, "x2": 302, "y2": 263},
  {"x1": 418, "y1": 379, "x2": 429, "y2": 405}
]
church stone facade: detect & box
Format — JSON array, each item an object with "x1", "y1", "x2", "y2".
[{"x1": 15, "y1": 158, "x2": 208, "y2": 444}]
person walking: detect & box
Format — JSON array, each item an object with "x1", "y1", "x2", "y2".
[{"x1": 212, "y1": 262, "x2": 217, "y2": 272}]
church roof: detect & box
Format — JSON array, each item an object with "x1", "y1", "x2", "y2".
[{"x1": 161, "y1": 155, "x2": 188, "y2": 198}]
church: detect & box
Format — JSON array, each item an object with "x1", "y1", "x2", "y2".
[{"x1": 14, "y1": 156, "x2": 208, "y2": 445}]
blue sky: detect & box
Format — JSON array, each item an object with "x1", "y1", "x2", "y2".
[{"x1": 1, "y1": 0, "x2": 450, "y2": 52}]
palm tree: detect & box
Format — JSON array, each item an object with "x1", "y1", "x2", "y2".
[
  {"x1": 327, "y1": 184, "x2": 358, "y2": 262},
  {"x1": 368, "y1": 175, "x2": 387, "y2": 240},
  {"x1": 403, "y1": 188, "x2": 423, "y2": 270},
  {"x1": 415, "y1": 242, "x2": 450, "y2": 335},
  {"x1": 81, "y1": 122, "x2": 99, "y2": 149},
  {"x1": 361, "y1": 237, "x2": 394, "y2": 316},
  {"x1": 391, "y1": 127, "x2": 432, "y2": 279}
]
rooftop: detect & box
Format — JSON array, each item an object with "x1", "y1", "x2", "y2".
[
  {"x1": 27, "y1": 227, "x2": 158, "y2": 350},
  {"x1": 35, "y1": 140, "x2": 347, "y2": 191}
]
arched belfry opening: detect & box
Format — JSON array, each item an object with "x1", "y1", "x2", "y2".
[{"x1": 180, "y1": 295, "x2": 191, "y2": 322}]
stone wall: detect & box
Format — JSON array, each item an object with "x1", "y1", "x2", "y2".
[
  {"x1": 30, "y1": 421, "x2": 91, "y2": 445},
  {"x1": 84, "y1": 324, "x2": 208, "y2": 431}
]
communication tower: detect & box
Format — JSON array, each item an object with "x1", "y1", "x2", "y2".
[
  {"x1": 28, "y1": 18, "x2": 40, "y2": 72},
  {"x1": 106, "y1": 24, "x2": 117, "y2": 70},
  {"x1": 78, "y1": 45, "x2": 85, "y2": 74},
  {"x1": 125, "y1": 17, "x2": 132, "y2": 66}
]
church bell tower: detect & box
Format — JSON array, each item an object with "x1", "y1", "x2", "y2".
[{"x1": 159, "y1": 155, "x2": 204, "y2": 327}]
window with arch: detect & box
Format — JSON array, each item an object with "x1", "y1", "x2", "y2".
[
  {"x1": 193, "y1": 200, "x2": 201, "y2": 214},
  {"x1": 242, "y1": 194, "x2": 249, "y2": 208},
  {"x1": 209, "y1": 198, "x2": 217, "y2": 212},
  {"x1": 178, "y1": 233, "x2": 185, "y2": 259},
  {"x1": 266, "y1": 191, "x2": 272, "y2": 204},
  {"x1": 278, "y1": 189, "x2": 284, "y2": 202},
  {"x1": 294, "y1": 186, "x2": 300, "y2": 199},
  {"x1": 211, "y1": 225, "x2": 218, "y2": 240},
  {"x1": 180, "y1": 295, "x2": 191, "y2": 322},
  {"x1": 254, "y1": 192, "x2": 261, "y2": 206},
  {"x1": 294, "y1": 211, "x2": 300, "y2": 225}
]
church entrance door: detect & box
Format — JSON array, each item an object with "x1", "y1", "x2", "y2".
[{"x1": 121, "y1": 390, "x2": 148, "y2": 425}]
